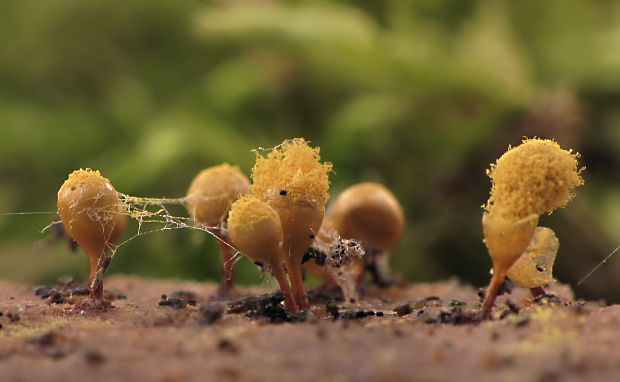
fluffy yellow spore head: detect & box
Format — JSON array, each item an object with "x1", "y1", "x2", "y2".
[
  {"x1": 57, "y1": 169, "x2": 126, "y2": 256},
  {"x1": 60, "y1": 168, "x2": 109, "y2": 190},
  {"x1": 186, "y1": 163, "x2": 250, "y2": 227},
  {"x1": 486, "y1": 138, "x2": 583, "y2": 219},
  {"x1": 228, "y1": 195, "x2": 284, "y2": 268},
  {"x1": 251, "y1": 138, "x2": 331, "y2": 207}
]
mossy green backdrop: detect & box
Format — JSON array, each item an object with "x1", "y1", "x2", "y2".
[{"x1": 1, "y1": 0, "x2": 620, "y2": 301}]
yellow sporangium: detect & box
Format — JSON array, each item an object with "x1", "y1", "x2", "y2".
[
  {"x1": 251, "y1": 138, "x2": 331, "y2": 311},
  {"x1": 186, "y1": 163, "x2": 250, "y2": 298},
  {"x1": 57, "y1": 169, "x2": 127, "y2": 312},
  {"x1": 227, "y1": 195, "x2": 297, "y2": 313},
  {"x1": 481, "y1": 138, "x2": 583, "y2": 319}
]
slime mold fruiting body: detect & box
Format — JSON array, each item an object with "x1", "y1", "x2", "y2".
[
  {"x1": 250, "y1": 138, "x2": 331, "y2": 312},
  {"x1": 57, "y1": 169, "x2": 126, "y2": 311},
  {"x1": 186, "y1": 164, "x2": 250, "y2": 298},
  {"x1": 481, "y1": 138, "x2": 583, "y2": 319},
  {"x1": 329, "y1": 182, "x2": 404, "y2": 286},
  {"x1": 228, "y1": 195, "x2": 297, "y2": 312},
  {"x1": 306, "y1": 182, "x2": 404, "y2": 289}
]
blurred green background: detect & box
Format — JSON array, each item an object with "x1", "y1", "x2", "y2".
[{"x1": 1, "y1": 0, "x2": 620, "y2": 301}]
